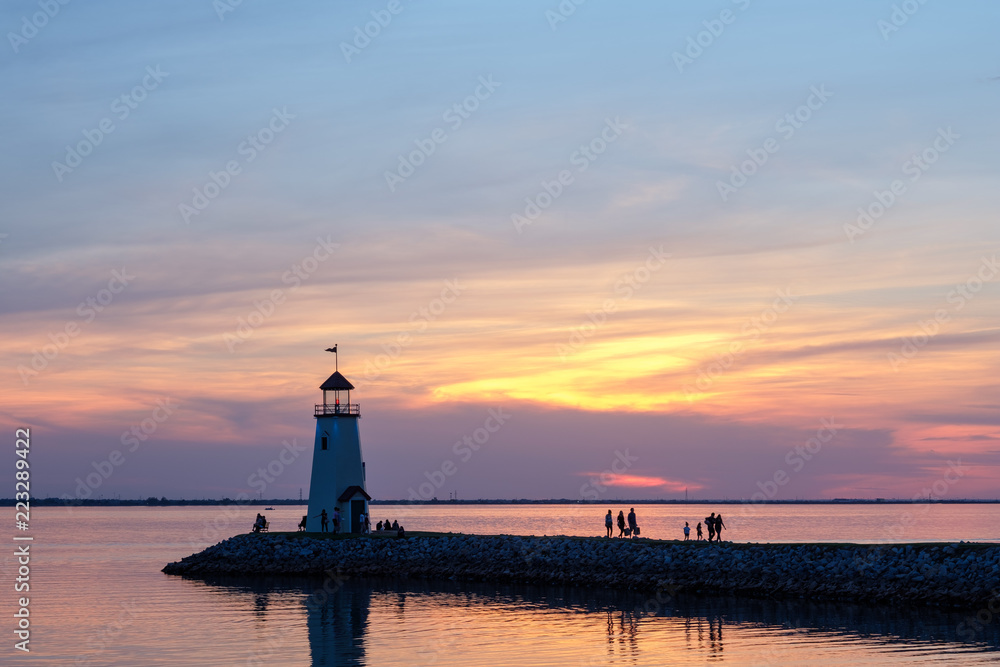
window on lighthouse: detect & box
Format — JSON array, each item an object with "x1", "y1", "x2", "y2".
[{"x1": 321, "y1": 436, "x2": 328, "y2": 450}]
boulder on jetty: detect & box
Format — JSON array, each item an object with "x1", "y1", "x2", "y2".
[{"x1": 164, "y1": 534, "x2": 1000, "y2": 609}]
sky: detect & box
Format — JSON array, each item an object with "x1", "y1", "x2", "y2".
[{"x1": 1, "y1": 0, "x2": 998, "y2": 502}]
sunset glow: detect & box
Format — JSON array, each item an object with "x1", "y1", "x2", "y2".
[{"x1": 1, "y1": 0, "x2": 997, "y2": 502}]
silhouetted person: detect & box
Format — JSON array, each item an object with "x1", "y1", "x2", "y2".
[
  {"x1": 683, "y1": 522, "x2": 690, "y2": 540},
  {"x1": 313, "y1": 508, "x2": 328, "y2": 532},
  {"x1": 715, "y1": 514, "x2": 726, "y2": 541},
  {"x1": 391, "y1": 519, "x2": 399, "y2": 530},
  {"x1": 605, "y1": 510, "x2": 613, "y2": 538},
  {"x1": 706, "y1": 513, "x2": 716, "y2": 542},
  {"x1": 617, "y1": 510, "x2": 626, "y2": 538},
  {"x1": 696, "y1": 522, "x2": 703, "y2": 540},
  {"x1": 332, "y1": 507, "x2": 341, "y2": 533},
  {"x1": 627, "y1": 508, "x2": 637, "y2": 539},
  {"x1": 376, "y1": 520, "x2": 383, "y2": 531}
]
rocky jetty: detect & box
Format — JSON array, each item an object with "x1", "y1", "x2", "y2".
[{"x1": 163, "y1": 533, "x2": 1000, "y2": 608}]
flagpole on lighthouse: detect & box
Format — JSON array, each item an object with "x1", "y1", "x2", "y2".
[{"x1": 325, "y1": 344, "x2": 338, "y2": 371}]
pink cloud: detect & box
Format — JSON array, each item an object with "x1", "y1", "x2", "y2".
[{"x1": 578, "y1": 472, "x2": 704, "y2": 492}]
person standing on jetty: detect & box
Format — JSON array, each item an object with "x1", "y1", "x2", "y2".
[
  {"x1": 706, "y1": 512, "x2": 716, "y2": 542},
  {"x1": 683, "y1": 522, "x2": 690, "y2": 540},
  {"x1": 715, "y1": 514, "x2": 726, "y2": 542},
  {"x1": 605, "y1": 510, "x2": 613, "y2": 538},
  {"x1": 627, "y1": 508, "x2": 637, "y2": 539},
  {"x1": 617, "y1": 510, "x2": 626, "y2": 538},
  {"x1": 696, "y1": 522, "x2": 703, "y2": 540},
  {"x1": 333, "y1": 507, "x2": 341, "y2": 534},
  {"x1": 313, "y1": 508, "x2": 329, "y2": 532}
]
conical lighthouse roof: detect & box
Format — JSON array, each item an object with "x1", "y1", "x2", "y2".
[{"x1": 319, "y1": 371, "x2": 355, "y2": 391}]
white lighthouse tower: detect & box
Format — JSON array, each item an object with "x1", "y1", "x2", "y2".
[{"x1": 306, "y1": 347, "x2": 370, "y2": 533}]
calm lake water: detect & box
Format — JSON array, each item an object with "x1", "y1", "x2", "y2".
[{"x1": 5, "y1": 504, "x2": 1000, "y2": 666}]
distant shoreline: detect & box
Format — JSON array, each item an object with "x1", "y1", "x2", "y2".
[{"x1": 7, "y1": 497, "x2": 1000, "y2": 507}]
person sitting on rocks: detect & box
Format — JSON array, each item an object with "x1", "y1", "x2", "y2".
[
  {"x1": 298, "y1": 515, "x2": 307, "y2": 531},
  {"x1": 391, "y1": 519, "x2": 399, "y2": 530},
  {"x1": 397, "y1": 525, "x2": 405, "y2": 537},
  {"x1": 376, "y1": 520, "x2": 383, "y2": 531}
]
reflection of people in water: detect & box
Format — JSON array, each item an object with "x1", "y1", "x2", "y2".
[{"x1": 708, "y1": 615, "x2": 724, "y2": 655}]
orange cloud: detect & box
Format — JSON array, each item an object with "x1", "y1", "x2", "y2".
[{"x1": 578, "y1": 473, "x2": 704, "y2": 493}]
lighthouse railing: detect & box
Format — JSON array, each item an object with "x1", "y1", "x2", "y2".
[{"x1": 315, "y1": 403, "x2": 361, "y2": 416}]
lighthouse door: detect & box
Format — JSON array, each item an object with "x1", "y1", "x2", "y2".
[{"x1": 351, "y1": 499, "x2": 365, "y2": 534}]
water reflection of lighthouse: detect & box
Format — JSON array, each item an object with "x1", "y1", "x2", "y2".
[
  {"x1": 306, "y1": 346, "x2": 371, "y2": 533},
  {"x1": 305, "y1": 580, "x2": 371, "y2": 666}
]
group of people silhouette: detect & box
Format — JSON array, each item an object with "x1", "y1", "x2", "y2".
[
  {"x1": 683, "y1": 512, "x2": 726, "y2": 542},
  {"x1": 309, "y1": 507, "x2": 341, "y2": 533},
  {"x1": 601, "y1": 509, "x2": 729, "y2": 541},
  {"x1": 605, "y1": 508, "x2": 640, "y2": 538}
]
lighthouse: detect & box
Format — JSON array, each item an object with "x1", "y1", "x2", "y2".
[{"x1": 306, "y1": 347, "x2": 370, "y2": 533}]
